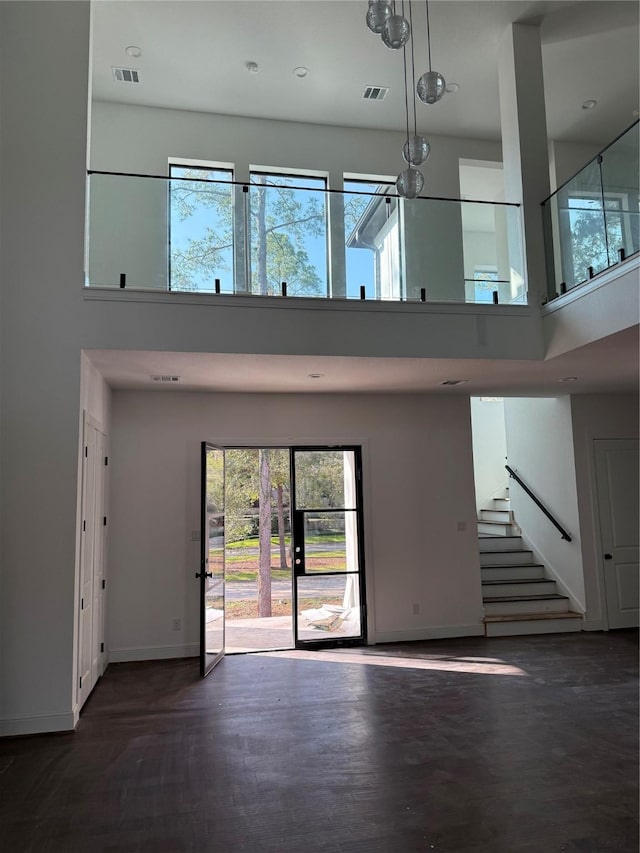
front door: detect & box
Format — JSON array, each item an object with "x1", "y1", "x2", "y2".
[
  {"x1": 291, "y1": 447, "x2": 367, "y2": 648},
  {"x1": 595, "y1": 439, "x2": 639, "y2": 629},
  {"x1": 200, "y1": 442, "x2": 226, "y2": 675}
]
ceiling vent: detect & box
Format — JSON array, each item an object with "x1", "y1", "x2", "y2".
[
  {"x1": 112, "y1": 67, "x2": 140, "y2": 84},
  {"x1": 362, "y1": 85, "x2": 389, "y2": 101},
  {"x1": 151, "y1": 375, "x2": 180, "y2": 383}
]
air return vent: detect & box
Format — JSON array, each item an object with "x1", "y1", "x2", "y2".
[
  {"x1": 362, "y1": 85, "x2": 389, "y2": 101},
  {"x1": 112, "y1": 67, "x2": 140, "y2": 83},
  {"x1": 151, "y1": 375, "x2": 180, "y2": 383}
]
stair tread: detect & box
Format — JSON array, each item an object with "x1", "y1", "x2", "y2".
[
  {"x1": 478, "y1": 536, "x2": 521, "y2": 541},
  {"x1": 481, "y1": 563, "x2": 544, "y2": 569},
  {"x1": 482, "y1": 593, "x2": 569, "y2": 603},
  {"x1": 483, "y1": 611, "x2": 582, "y2": 623},
  {"x1": 481, "y1": 578, "x2": 553, "y2": 585},
  {"x1": 480, "y1": 550, "x2": 532, "y2": 556}
]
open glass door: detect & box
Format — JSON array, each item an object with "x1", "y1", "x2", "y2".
[
  {"x1": 200, "y1": 442, "x2": 225, "y2": 676},
  {"x1": 291, "y1": 447, "x2": 367, "y2": 648}
]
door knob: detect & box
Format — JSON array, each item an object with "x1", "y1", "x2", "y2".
[{"x1": 604, "y1": 553, "x2": 612, "y2": 560}]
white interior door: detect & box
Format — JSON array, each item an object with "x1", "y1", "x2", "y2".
[
  {"x1": 595, "y1": 439, "x2": 639, "y2": 629},
  {"x1": 78, "y1": 420, "x2": 97, "y2": 708},
  {"x1": 78, "y1": 418, "x2": 108, "y2": 709}
]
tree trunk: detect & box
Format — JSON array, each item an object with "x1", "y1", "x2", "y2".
[
  {"x1": 276, "y1": 483, "x2": 288, "y2": 568},
  {"x1": 256, "y1": 176, "x2": 269, "y2": 295},
  {"x1": 257, "y1": 449, "x2": 272, "y2": 617}
]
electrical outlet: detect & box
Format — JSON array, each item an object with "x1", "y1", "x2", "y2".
[
  {"x1": 171, "y1": 618, "x2": 182, "y2": 632},
  {"x1": 412, "y1": 603, "x2": 420, "y2": 616}
]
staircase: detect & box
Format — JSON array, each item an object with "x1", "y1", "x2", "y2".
[{"x1": 478, "y1": 497, "x2": 583, "y2": 637}]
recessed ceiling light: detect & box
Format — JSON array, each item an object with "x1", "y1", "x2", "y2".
[
  {"x1": 445, "y1": 82, "x2": 460, "y2": 94},
  {"x1": 293, "y1": 66, "x2": 309, "y2": 78},
  {"x1": 246, "y1": 61, "x2": 259, "y2": 74},
  {"x1": 308, "y1": 373, "x2": 325, "y2": 379},
  {"x1": 440, "y1": 379, "x2": 468, "y2": 386},
  {"x1": 581, "y1": 99, "x2": 597, "y2": 110},
  {"x1": 125, "y1": 45, "x2": 142, "y2": 58},
  {"x1": 559, "y1": 376, "x2": 579, "y2": 383}
]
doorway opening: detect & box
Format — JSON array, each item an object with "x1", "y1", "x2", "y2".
[{"x1": 220, "y1": 446, "x2": 366, "y2": 654}]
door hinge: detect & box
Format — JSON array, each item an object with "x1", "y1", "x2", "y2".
[
  {"x1": 83, "y1": 520, "x2": 86, "y2": 532},
  {"x1": 81, "y1": 597, "x2": 84, "y2": 610},
  {"x1": 100, "y1": 642, "x2": 104, "y2": 653},
  {"x1": 79, "y1": 676, "x2": 83, "y2": 689},
  {"x1": 85, "y1": 446, "x2": 88, "y2": 458},
  {"x1": 102, "y1": 579, "x2": 106, "y2": 590},
  {"x1": 105, "y1": 456, "x2": 109, "y2": 466},
  {"x1": 103, "y1": 516, "x2": 107, "y2": 526}
]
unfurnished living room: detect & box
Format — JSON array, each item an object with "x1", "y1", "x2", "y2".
[{"x1": 0, "y1": 1, "x2": 638, "y2": 851}]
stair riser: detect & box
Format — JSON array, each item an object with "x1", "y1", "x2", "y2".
[
  {"x1": 484, "y1": 598, "x2": 569, "y2": 616},
  {"x1": 479, "y1": 510, "x2": 514, "y2": 523},
  {"x1": 479, "y1": 537, "x2": 523, "y2": 553},
  {"x1": 482, "y1": 580, "x2": 558, "y2": 598},
  {"x1": 485, "y1": 618, "x2": 582, "y2": 637},
  {"x1": 481, "y1": 566, "x2": 544, "y2": 581},
  {"x1": 480, "y1": 550, "x2": 534, "y2": 566},
  {"x1": 477, "y1": 522, "x2": 518, "y2": 536}
]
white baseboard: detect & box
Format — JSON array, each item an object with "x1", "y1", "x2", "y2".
[
  {"x1": 0, "y1": 711, "x2": 77, "y2": 738},
  {"x1": 373, "y1": 624, "x2": 485, "y2": 643},
  {"x1": 582, "y1": 619, "x2": 604, "y2": 632},
  {"x1": 109, "y1": 643, "x2": 199, "y2": 663}
]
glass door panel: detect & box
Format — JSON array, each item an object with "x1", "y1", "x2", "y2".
[
  {"x1": 291, "y1": 447, "x2": 366, "y2": 648},
  {"x1": 200, "y1": 442, "x2": 225, "y2": 676}
]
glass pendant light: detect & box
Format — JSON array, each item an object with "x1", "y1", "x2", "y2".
[
  {"x1": 381, "y1": 12, "x2": 410, "y2": 50},
  {"x1": 366, "y1": 0, "x2": 392, "y2": 34},
  {"x1": 416, "y1": 0, "x2": 446, "y2": 104},
  {"x1": 402, "y1": 134, "x2": 430, "y2": 167},
  {"x1": 417, "y1": 70, "x2": 446, "y2": 104},
  {"x1": 396, "y1": 167, "x2": 424, "y2": 198}
]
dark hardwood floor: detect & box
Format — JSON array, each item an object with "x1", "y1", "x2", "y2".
[{"x1": 1, "y1": 630, "x2": 637, "y2": 853}]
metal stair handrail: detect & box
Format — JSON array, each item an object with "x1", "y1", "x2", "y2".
[{"x1": 505, "y1": 465, "x2": 572, "y2": 542}]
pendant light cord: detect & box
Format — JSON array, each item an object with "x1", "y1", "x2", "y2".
[
  {"x1": 408, "y1": 1, "x2": 418, "y2": 137},
  {"x1": 401, "y1": 0, "x2": 411, "y2": 164},
  {"x1": 426, "y1": 0, "x2": 432, "y2": 71}
]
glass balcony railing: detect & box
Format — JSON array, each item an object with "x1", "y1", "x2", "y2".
[
  {"x1": 542, "y1": 120, "x2": 639, "y2": 299},
  {"x1": 85, "y1": 170, "x2": 526, "y2": 306}
]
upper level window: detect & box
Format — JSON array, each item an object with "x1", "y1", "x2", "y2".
[
  {"x1": 248, "y1": 172, "x2": 328, "y2": 296},
  {"x1": 169, "y1": 163, "x2": 234, "y2": 292},
  {"x1": 344, "y1": 179, "x2": 397, "y2": 299}
]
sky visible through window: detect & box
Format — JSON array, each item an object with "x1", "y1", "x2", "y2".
[{"x1": 169, "y1": 165, "x2": 388, "y2": 297}]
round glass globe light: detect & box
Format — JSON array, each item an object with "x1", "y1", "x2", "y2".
[
  {"x1": 417, "y1": 70, "x2": 446, "y2": 104},
  {"x1": 396, "y1": 167, "x2": 424, "y2": 199},
  {"x1": 402, "y1": 135, "x2": 431, "y2": 167},
  {"x1": 381, "y1": 15, "x2": 411, "y2": 50},
  {"x1": 366, "y1": 1, "x2": 392, "y2": 34}
]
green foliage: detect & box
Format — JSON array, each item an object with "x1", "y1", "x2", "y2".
[
  {"x1": 293, "y1": 450, "x2": 345, "y2": 509},
  {"x1": 170, "y1": 169, "x2": 326, "y2": 296}
]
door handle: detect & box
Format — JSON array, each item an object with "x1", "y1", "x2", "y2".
[
  {"x1": 195, "y1": 571, "x2": 214, "y2": 578},
  {"x1": 604, "y1": 554, "x2": 612, "y2": 560}
]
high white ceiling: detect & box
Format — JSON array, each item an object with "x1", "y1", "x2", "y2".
[
  {"x1": 91, "y1": 0, "x2": 639, "y2": 145},
  {"x1": 88, "y1": 323, "x2": 639, "y2": 396}
]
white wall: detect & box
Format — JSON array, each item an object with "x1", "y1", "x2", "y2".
[
  {"x1": 543, "y1": 260, "x2": 640, "y2": 357},
  {"x1": 470, "y1": 398, "x2": 508, "y2": 514},
  {"x1": 0, "y1": 0, "x2": 90, "y2": 735},
  {"x1": 570, "y1": 393, "x2": 639, "y2": 629},
  {"x1": 108, "y1": 390, "x2": 484, "y2": 656},
  {"x1": 504, "y1": 397, "x2": 585, "y2": 610}
]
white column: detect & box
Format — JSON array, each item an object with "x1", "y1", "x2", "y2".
[{"x1": 498, "y1": 23, "x2": 551, "y2": 305}]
